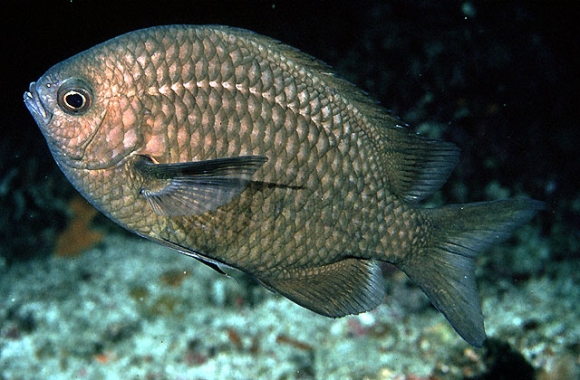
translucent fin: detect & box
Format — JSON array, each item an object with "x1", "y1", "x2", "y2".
[
  {"x1": 381, "y1": 127, "x2": 460, "y2": 202},
  {"x1": 260, "y1": 258, "x2": 385, "y2": 317},
  {"x1": 156, "y1": 237, "x2": 229, "y2": 275},
  {"x1": 135, "y1": 155, "x2": 267, "y2": 216},
  {"x1": 399, "y1": 199, "x2": 545, "y2": 346}
]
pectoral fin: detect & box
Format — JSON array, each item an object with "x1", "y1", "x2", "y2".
[{"x1": 134, "y1": 155, "x2": 268, "y2": 216}]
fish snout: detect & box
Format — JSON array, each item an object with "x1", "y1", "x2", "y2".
[{"x1": 24, "y1": 82, "x2": 52, "y2": 125}]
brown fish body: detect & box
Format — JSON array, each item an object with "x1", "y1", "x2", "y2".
[{"x1": 24, "y1": 25, "x2": 543, "y2": 346}]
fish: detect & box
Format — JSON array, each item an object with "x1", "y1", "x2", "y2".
[{"x1": 24, "y1": 24, "x2": 543, "y2": 347}]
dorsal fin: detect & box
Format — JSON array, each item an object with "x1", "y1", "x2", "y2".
[
  {"x1": 210, "y1": 25, "x2": 459, "y2": 204},
  {"x1": 380, "y1": 127, "x2": 460, "y2": 202}
]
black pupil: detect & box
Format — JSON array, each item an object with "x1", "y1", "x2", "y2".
[{"x1": 65, "y1": 92, "x2": 84, "y2": 109}]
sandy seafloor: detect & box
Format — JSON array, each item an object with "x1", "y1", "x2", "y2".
[
  {"x1": 1, "y1": 1, "x2": 580, "y2": 379},
  {"x1": 1, "y1": 228, "x2": 579, "y2": 380}
]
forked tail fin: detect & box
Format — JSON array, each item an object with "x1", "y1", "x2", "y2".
[{"x1": 398, "y1": 199, "x2": 544, "y2": 346}]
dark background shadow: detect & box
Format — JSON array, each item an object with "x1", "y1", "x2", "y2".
[{"x1": 1, "y1": 0, "x2": 578, "y2": 264}]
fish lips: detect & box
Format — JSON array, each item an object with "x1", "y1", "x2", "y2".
[{"x1": 24, "y1": 82, "x2": 52, "y2": 126}]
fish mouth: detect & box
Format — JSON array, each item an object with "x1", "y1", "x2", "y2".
[{"x1": 23, "y1": 82, "x2": 52, "y2": 125}]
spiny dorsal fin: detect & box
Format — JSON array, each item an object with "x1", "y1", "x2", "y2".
[
  {"x1": 206, "y1": 26, "x2": 458, "y2": 204},
  {"x1": 259, "y1": 258, "x2": 385, "y2": 317}
]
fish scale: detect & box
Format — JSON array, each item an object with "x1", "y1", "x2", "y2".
[{"x1": 24, "y1": 24, "x2": 544, "y2": 346}]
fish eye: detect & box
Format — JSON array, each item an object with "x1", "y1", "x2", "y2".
[{"x1": 57, "y1": 79, "x2": 93, "y2": 115}]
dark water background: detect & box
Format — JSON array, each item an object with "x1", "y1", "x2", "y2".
[
  {"x1": 1, "y1": 1, "x2": 579, "y2": 378},
  {"x1": 0, "y1": 1, "x2": 580, "y2": 274},
  {"x1": 2, "y1": 1, "x2": 578, "y2": 265}
]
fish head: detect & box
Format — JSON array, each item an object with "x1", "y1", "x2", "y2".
[{"x1": 24, "y1": 50, "x2": 144, "y2": 171}]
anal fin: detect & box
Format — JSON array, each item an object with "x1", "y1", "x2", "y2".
[{"x1": 260, "y1": 258, "x2": 385, "y2": 317}]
